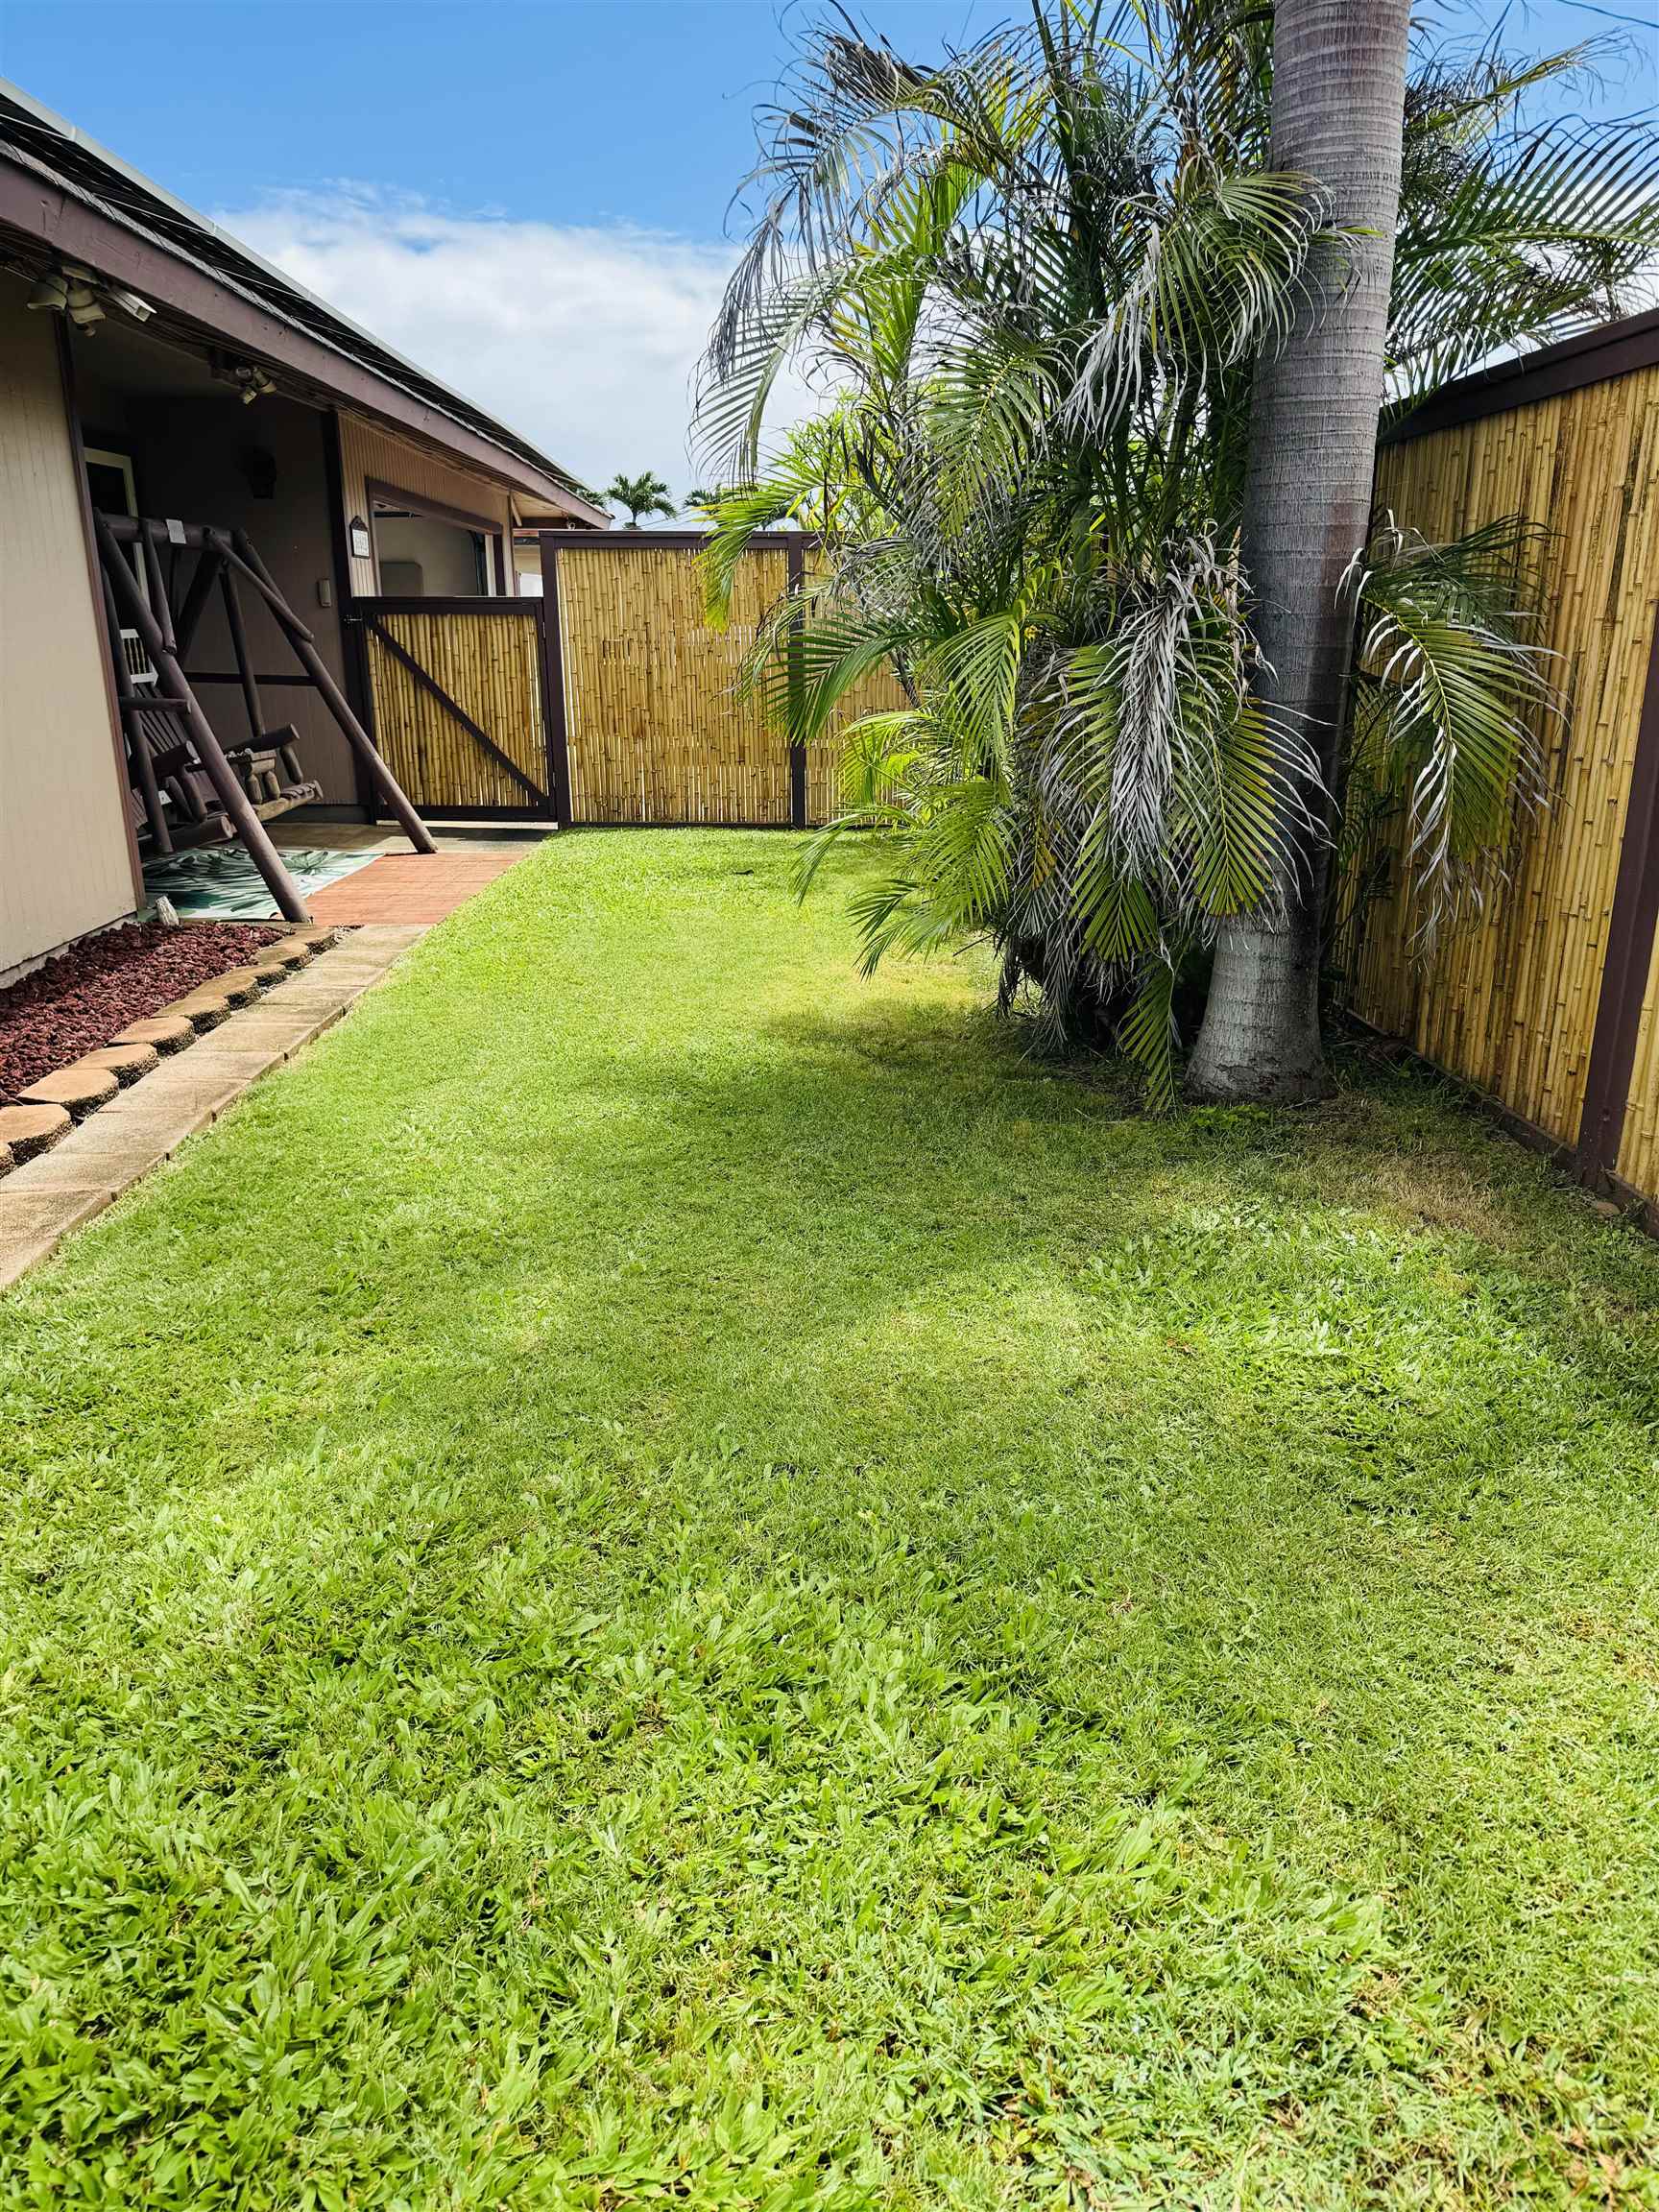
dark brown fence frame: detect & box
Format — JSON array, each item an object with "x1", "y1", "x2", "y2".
[
  {"x1": 349, "y1": 592, "x2": 569, "y2": 826},
  {"x1": 537, "y1": 529, "x2": 815, "y2": 831}
]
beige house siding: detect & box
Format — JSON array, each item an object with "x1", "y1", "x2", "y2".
[
  {"x1": 0, "y1": 281, "x2": 136, "y2": 980},
  {"x1": 336, "y1": 413, "x2": 515, "y2": 597}
]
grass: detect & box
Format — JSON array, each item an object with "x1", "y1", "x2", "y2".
[{"x1": 3, "y1": 830, "x2": 1658, "y2": 2208}]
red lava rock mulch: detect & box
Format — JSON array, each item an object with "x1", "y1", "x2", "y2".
[{"x1": 0, "y1": 922, "x2": 285, "y2": 1101}]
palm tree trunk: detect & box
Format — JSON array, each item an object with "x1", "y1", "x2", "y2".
[{"x1": 1186, "y1": 0, "x2": 1411, "y2": 1103}]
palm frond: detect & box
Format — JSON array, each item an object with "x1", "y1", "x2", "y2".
[
  {"x1": 1118, "y1": 953, "x2": 1180, "y2": 1111},
  {"x1": 1389, "y1": 117, "x2": 1659, "y2": 409},
  {"x1": 692, "y1": 0, "x2": 1639, "y2": 1064},
  {"x1": 1065, "y1": 165, "x2": 1332, "y2": 436},
  {"x1": 1343, "y1": 513, "x2": 1561, "y2": 941}
]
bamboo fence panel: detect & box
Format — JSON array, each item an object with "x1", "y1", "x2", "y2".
[
  {"x1": 1343, "y1": 360, "x2": 1659, "y2": 1157},
  {"x1": 802, "y1": 553, "x2": 909, "y2": 826},
  {"x1": 557, "y1": 543, "x2": 792, "y2": 824},
  {"x1": 805, "y1": 660, "x2": 912, "y2": 826},
  {"x1": 365, "y1": 610, "x2": 548, "y2": 811}
]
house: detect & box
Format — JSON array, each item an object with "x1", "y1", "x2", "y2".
[{"x1": 0, "y1": 79, "x2": 607, "y2": 982}]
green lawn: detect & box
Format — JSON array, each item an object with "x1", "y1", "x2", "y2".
[{"x1": 4, "y1": 831, "x2": 1658, "y2": 2208}]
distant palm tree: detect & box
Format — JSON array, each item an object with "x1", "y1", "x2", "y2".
[{"x1": 606, "y1": 472, "x2": 677, "y2": 527}]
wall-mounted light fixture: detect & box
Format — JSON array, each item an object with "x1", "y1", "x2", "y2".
[
  {"x1": 210, "y1": 350, "x2": 277, "y2": 403},
  {"x1": 65, "y1": 276, "x2": 105, "y2": 330}
]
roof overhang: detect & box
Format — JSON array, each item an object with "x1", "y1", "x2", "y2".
[{"x1": 0, "y1": 94, "x2": 608, "y2": 526}]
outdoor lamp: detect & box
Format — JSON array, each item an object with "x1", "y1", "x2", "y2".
[{"x1": 65, "y1": 280, "x2": 105, "y2": 329}]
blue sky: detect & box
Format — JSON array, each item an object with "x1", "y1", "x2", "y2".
[
  {"x1": 1, "y1": 1, "x2": 1651, "y2": 496},
  {"x1": 0, "y1": 3, "x2": 1015, "y2": 235}
]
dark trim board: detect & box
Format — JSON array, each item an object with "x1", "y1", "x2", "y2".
[
  {"x1": 558, "y1": 818, "x2": 813, "y2": 832},
  {"x1": 550, "y1": 530, "x2": 816, "y2": 552},
  {"x1": 1338, "y1": 1007, "x2": 1578, "y2": 1167},
  {"x1": 534, "y1": 551, "x2": 572, "y2": 830},
  {"x1": 1382, "y1": 306, "x2": 1659, "y2": 444},
  {"x1": 785, "y1": 535, "x2": 807, "y2": 830},
  {"x1": 1575, "y1": 603, "x2": 1659, "y2": 1184},
  {"x1": 349, "y1": 593, "x2": 540, "y2": 617},
  {"x1": 322, "y1": 407, "x2": 374, "y2": 819},
  {"x1": 385, "y1": 805, "x2": 561, "y2": 826},
  {"x1": 366, "y1": 474, "x2": 506, "y2": 541}
]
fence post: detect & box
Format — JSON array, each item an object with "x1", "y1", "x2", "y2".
[
  {"x1": 539, "y1": 532, "x2": 574, "y2": 829},
  {"x1": 1576, "y1": 602, "x2": 1659, "y2": 1189},
  {"x1": 785, "y1": 535, "x2": 807, "y2": 830}
]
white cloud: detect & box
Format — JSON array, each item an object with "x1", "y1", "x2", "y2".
[{"x1": 218, "y1": 186, "x2": 804, "y2": 508}]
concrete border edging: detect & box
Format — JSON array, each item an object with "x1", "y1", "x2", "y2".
[{"x1": 0, "y1": 925, "x2": 425, "y2": 1290}]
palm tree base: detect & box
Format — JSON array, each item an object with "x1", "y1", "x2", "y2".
[{"x1": 1185, "y1": 917, "x2": 1331, "y2": 1104}]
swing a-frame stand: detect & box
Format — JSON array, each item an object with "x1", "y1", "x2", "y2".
[{"x1": 97, "y1": 514, "x2": 434, "y2": 924}]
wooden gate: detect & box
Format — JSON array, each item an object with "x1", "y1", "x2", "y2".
[
  {"x1": 542, "y1": 532, "x2": 795, "y2": 826},
  {"x1": 539, "y1": 532, "x2": 904, "y2": 829},
  {"x1": 352, "y1": 596, "x2": 565, "y2": 821}
]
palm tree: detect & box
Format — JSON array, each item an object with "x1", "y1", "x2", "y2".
[
  {"x1": 1186, "y1": 0, "x2": 1412, "y2": 1103},
  {"x1": 696, "y1": 3, "x2": 1658, "y2": 1101},
  {"x1": 605, "y1": 471, "x2": 677, "y2": 527}
]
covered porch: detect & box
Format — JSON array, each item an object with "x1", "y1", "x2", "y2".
[
  {"x1": 141, "y1": 820, "x2": 545, "y2": 927},
  {"x1": 0, "y1": 73, "x2": 605, "y2": 982},
  {"x1": 60, "y1": 304, "x2": 587, "y2": 925}
]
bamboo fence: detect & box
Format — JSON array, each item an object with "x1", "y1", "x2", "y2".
[
  {"x1": 365, "y1": 608, "x2": 547, "y2": 812},
  {"x1": 549, "y1": 537, "x2": 905, "y2": 830},
  {"x1": 1339, "y1": 349, "x2": 1659, "y2": 1208},
  {"x1": 555, "y1": 541, "x2": 791, "y2": 825}
]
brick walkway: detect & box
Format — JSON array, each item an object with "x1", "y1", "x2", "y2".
[{"x1": 306, "y1": 850, "x2": 527, "y2": 926}]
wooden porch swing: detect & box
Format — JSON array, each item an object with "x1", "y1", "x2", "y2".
[{"x1": 96, "y1": 514, "x2": 434, "y2": 923}]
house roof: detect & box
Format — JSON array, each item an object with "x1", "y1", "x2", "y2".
[{"x1": 0, "y1": 79, "x2": 608, "y2": 525}]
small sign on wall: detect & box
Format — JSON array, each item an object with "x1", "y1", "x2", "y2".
[{"x1": 349, "y1": 516, "x2": 373, "y2": 562}]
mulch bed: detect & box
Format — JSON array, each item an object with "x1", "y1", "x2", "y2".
[{"x1": 0, "y1": 922, "x2": 287, "y2": 1100}]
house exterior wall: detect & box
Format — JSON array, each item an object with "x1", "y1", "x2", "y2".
[
  {"x1": 0, "y1": 280, "x2": 137, "y2": 980},
  {"x1": 512, "y1": 539, "x2": 544, "y2": 595},
  {"x1": 337, "y1": 413, "x2": 515, "y2": 597}
]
